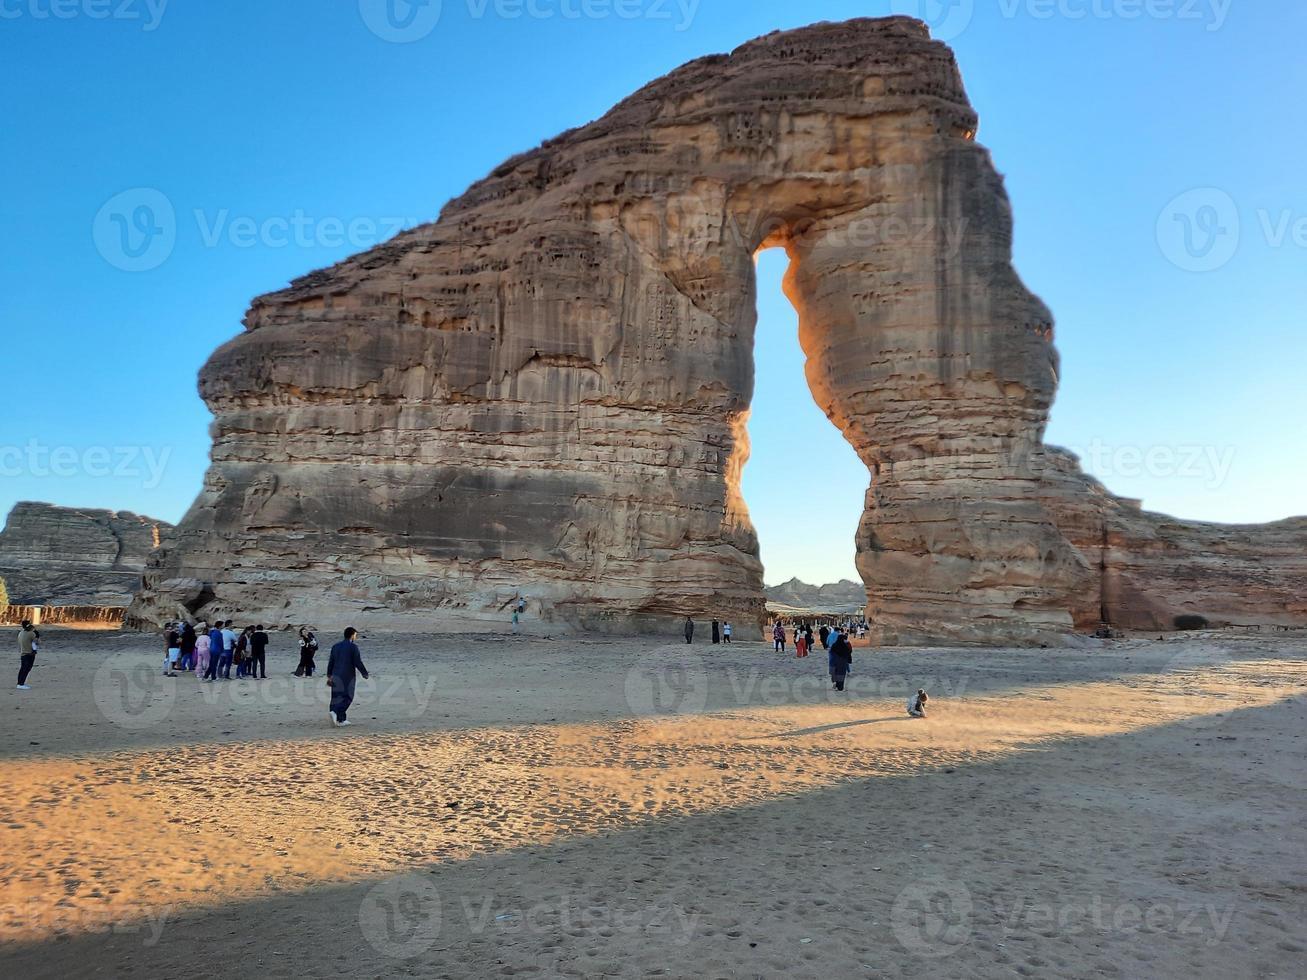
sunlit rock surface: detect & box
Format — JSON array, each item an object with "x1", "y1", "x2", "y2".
[{"x1": 131, "y1": 17, "x2": 1306, "y2": 642}]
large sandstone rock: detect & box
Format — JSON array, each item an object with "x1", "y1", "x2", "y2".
[
  {"x1": 131, "y1": 17, "x2": 1306, "y2": 642},
  {"x1": 0, "y1": 502, "x2": 173, "y2": 607}
]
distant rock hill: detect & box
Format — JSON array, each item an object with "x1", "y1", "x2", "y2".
[
  {"x1": 764, "y1": 578, "x2": 865, "y2": 613},
  {"x1": 0, "y1": 502, "x2": 173, "y2": 607}
]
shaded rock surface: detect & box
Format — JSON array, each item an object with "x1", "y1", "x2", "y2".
[
  {"x1": 131, "y1": 17, "x2": 1305, "y2": 642},
  {"x1": 0, "y1": 503, "x2": 172, "y2": 607}
]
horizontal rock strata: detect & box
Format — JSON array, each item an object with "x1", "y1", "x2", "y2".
[
  {"x1": 0, "y1": 502, "x2": 172, "y2": 608},
  {"x1": 131, "y1": 17, "x2": 1305, "y2": 642}
]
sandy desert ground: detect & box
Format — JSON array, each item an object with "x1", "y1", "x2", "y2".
[{"x1": 0, "y1": 626, "x2": 1304, "y2": 978}]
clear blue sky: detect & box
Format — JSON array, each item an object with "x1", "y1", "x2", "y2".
[{"x1": 2, "y1": 0, "x2": 1303, "y2": 586}]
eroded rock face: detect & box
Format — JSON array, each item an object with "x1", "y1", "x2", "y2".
[
  {"x1": 0, "y1": 502, "x2": 172, "y2": 607},
  {"x1": 131, "y1": 17, "x2": 1306, "y2": 641}
]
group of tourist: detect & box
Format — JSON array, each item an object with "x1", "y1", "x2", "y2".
[
  {"x1": 160, "y1": 621, "x2": 320, "y2": 681},
  {"x1": 155, "y1": 621, "x2": 369, "y2": 726},
  {"x1": 766, "y1": 618, "x2": 929, "y2": 710},
  {"x1": 682, "y1": 618, "x2": 734, "y2": 644}
]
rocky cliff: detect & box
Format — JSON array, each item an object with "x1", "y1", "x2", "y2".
[
  {"x1": 0, "y1": 502, "x2": 173, "y2": 607},
  {"x1": 130, "y1": 17, "x2": 1306, "y2": 642}
]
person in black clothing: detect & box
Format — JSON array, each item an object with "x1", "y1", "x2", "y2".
[
  {"x1": 295, "y1": 627, "x2": 318, "y2": 677},
  {"x1": 829, "y1": 630, "x2": 853, "y2": 692},
  {"x1": 326, "y1": 627, "x2": 369, "y2": 727},
  {"x1": 711, "y1": 619, "x2": 720, "y2": 644},
  {"x1": 250, "y1": 626, "x2": 269, "y2": 679},
  {"x1": 179, "y1": 622, "x2": 197, "y2": 672},
  {"x1": 683, "y1": 617, "x2": 694, "y2": 644}
]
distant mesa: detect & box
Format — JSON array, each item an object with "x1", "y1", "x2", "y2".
[
  {"x1": 764, "y1": 579, "x2": 866, "y2": 615},
  {"x1": 0, "y1": 502, "x2": 173, "y2": 624}
]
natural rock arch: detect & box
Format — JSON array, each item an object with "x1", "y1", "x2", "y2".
[{"x1": 134, "y1": 17, "x2": 1306, "y2": 643}]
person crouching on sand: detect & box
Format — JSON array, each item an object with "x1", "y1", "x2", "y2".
[
  {"x1": 907, "y1": 689, "x2": 929, "y2": 718},
  {"x1": 829, "y1": 629, "x2": 853, "y2": 692},
  {"x1": 327, "y1": 627, "x2": 369, "y2": 727}
]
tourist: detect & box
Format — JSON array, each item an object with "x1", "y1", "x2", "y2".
[
  {"x1": 194, "y1": 624, "x2": 212, "y2": 678},
  {"x1": 712, "y1": 619, "x2": 720, "y2": 644},
  {"x1": 250, "y1": 625, "x2": 269, "y2": 679},
  {"x1": 163, "y1": 623, "x2": 180, "y2": 677},
  {"x1": 203, "y1": 621, "x2": 225, "y2": 681},
  {"x1": 829, "y1": 629, "x2": 853, "y2": 692},
  {"x1": 326, "y1": 627, "x2": 370, "y2": 727},
  {"x1": 220, "y1": 621, "x2": 238, "y2": 679},
  {"x1": 772, "y1": 621, "x2": 786, "y2": 653},
  {"x1": 818, "y1": 624, "x2": 830, "y2": 651},
  {"x1": 16, "y1": 619, "x2": 39, "y2": 690},
  {"x1": 234, "y1": 627, "x2": 251, "y2": 678},
  {"x1": 907, "y1": 689, "x2": 929, "y2": 718},
  {"x1": 722, "y1": 622, "x2": 732, "y2": 643},
  {"x1": 684, "y1": 617, "x2": 694, "y2": 644},
  {"x1": 795, "y1": 628, "x2": 808, "y2": 659},
  {"x1": 804, "y1": 624, "x2": 815, "y2": 653},
  {"x1": 179, "y1": 621, "x2": 197, "y2": 672},
  {"x1": 295, "y1": 627, "x2": 318, "y2": 677}
]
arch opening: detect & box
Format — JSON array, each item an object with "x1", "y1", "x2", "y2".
[{"x1": 734, "y1": 246, "x2": 870, "y2": 616}]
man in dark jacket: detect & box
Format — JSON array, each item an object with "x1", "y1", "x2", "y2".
[
  {"x1": 327, "y1": 627, "x2": 369, "y2": 727},
  {"x1": 250, "y1": 626, "x2": 270, "y2": 679}
]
